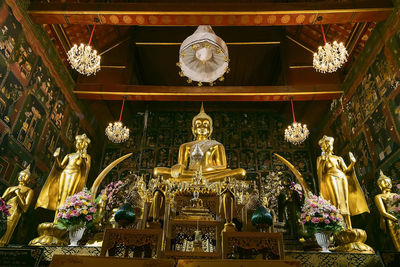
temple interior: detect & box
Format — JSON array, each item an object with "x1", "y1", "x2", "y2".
[{"x1": 1, "y1": 0, "x2": 400, "y2": 266}]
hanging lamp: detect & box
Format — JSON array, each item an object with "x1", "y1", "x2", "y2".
[
  {"x1": 177, "y1": 25, "x2": 229, "y2": 86},
  {"x1": 284, "y1": 98, "x2": 309, "y2": 145},
  {"x1": 67, "y1": 22, "x2": 101, "y2": 76},
  {"x1": 105, "y1": 97, "x2": 130, "y2": 143},
  {"x1": 313, "y1": 18, "x2": 348, "y2": 73}
]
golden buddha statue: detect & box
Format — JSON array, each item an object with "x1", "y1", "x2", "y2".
[
  {"x1": 374, "y1": 171, "x2": 400, "y2": 251},
  {"x1": 35, "y1": 133, "x2": 91, "y2": 219},
  {"x1": 316, "y1": 135, "x2": 369, "y2": 229},
  {"x1": 154, "y1": 103, "x2": 246, "y2": 183},
  {"x1": 30, "y1": 134, "x2": 91, "y2": 246},
  {"x1": 0, "y1": 165, "x2": 34, "y2": 246}
]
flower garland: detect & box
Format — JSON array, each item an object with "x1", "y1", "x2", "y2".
[
  {"x1": 301, "y1": 194, "x2": 344, "y2": 234},
  {"x1": 0, "y1": 198, "x2": 11, "y2": 217},
  {"x1": 388, "y1": 184, "x2": 400, "y2": 229},
  {"x1": 56, "y1": 190, "x2": 97, "y2": 231}
]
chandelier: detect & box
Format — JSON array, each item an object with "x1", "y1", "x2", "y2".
[
  {"x1": 67, "y1": 24, "x2": 100, "y2": 76},
  {"x1": 105, "y1": 97, "x2": 130, "y2": 143},
  {"x1": 313, "y1": 20, "x2": 348, "y2": 73},
  {"x1": 284, "y1": 98, "x2": 309, "y2": 145}
]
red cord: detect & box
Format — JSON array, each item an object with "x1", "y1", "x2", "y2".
[
  {"x1": 88, "y1": 24, "x2": 96, "y2": 46},
  {"x1": 320, "y1": 22, "x2": 327, "y2": 44},
  {"x1": 119, "y1": 97, "x2": 125, "y2": 122},
  {"x1": 291, "y1": 98, "x2": 296, "y2": 123}
]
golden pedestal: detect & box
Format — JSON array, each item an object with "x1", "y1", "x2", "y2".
[
  {"x1": 333, "y1": 228, "x2": 374, "y2": 253},
  {"x1": 29, "y1": 222, "x2": 67, "y2": 246}
]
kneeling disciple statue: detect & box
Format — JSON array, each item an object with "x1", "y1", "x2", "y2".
[
  {"x1": 375, "y1": 171, "x2": 400, "y2": 251},
  {"x1": 0, "y1": 166, "x2": 34, "y2": 246}
]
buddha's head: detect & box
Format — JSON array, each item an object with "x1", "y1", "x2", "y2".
[
  {"x1": 377, "y1": 170, "x2": 392, "y2": 192},
  {"x1": 318, "y1": 135, "x2": 334, "y2": 153},
  {"x1": 18, "y1": 165, "x2": 31, "y2": 185},
  {"x1": 192, "y1": 103, "x2": 213, "y2": 139},
  {"x1": 75, "y1": 133, "x2": 91, "y2": 151}
]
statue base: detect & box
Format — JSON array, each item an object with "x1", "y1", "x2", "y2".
[
  {"x1": 222, "y1": 222, "x2": 236, "y2": 232},
  {"x1": 333, "y1": 228, "x2": 374, "y2": 253},
  {"x1": 29, "y1": 222, "x2": 67, "y2": 246}
]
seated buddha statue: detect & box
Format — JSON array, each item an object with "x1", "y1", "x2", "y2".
[{"x1": 154, "y1": 104, "x2": 246, "y2": 183}]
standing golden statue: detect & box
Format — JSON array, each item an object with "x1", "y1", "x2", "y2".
[
  {"x1": 30, "y1": 134, "x2": 91, "y2": 246},
  {"x1": 374, "y1": 171, "x2": 400, "y2": 251},
  {"x1": 316, "y1": 135, "x2": 373, "y2": 253},
  {"x1": 220, "y1": 177, "x2": 236, "y2": 232},
  {"x1": 0, "y1": 165, "x2": 34, "y2": 246},
  {"x1": 316, "y1": 135, "x2": 369, "y2": 229},
  {"x1": 148, "y1": 176, "x2": 167, "y2": 228},
  {"x1": 154, "y1": 103, "x2": 245, "y2": 182},
  {"x1": 35, "y1": 133, "x2": 91, "y2": 217}
]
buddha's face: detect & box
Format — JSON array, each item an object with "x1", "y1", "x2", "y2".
[
  {"x1": 378, "y1": 178, "x2": 392, "y2": 191},
  {"x1": 320, "y1": 139, "x2": 333, "y2": 153},
  {"x1": 194, "y1": 118, "x2": 211, "y2": 138},
  {"x1": 18, "y1": 172, "x2": 30, "y2": 184},
  {"x1": 75, "y1": 138, "x2": 89, "y2": 151}
]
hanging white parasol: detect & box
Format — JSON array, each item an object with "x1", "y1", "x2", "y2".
[{"x1": 177, "y1": 25, "x2": 229, "y2": 86}]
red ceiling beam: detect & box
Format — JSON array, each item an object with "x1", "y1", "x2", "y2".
[
  {"x1": 74, "y1": 84, "x2": 343, "y2": 102},
  {"x1": 28, "y1": 1, "x2": 392, "y2": 26}
]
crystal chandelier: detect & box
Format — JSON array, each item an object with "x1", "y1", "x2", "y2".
[
  {"x1": 105, "y1": 97, "x2": 130, "y2": 143},
  {"x1": 284, "y1": 98, "x2": 309, "y2": 145},
  {"x1": 67, "y1": 24, "x2": 100, "y2": 76},
  {"x1": 313, "y1": 21, "x2": 348, "y2": 73}
]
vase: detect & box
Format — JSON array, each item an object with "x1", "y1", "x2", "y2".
[
  {"x1": 251, "y1": 206, "x2": 273, "y2": 231},
  {"x1": 114, "y1": 203, "x2": 136, "y2": 228},
  {"x1": 68, "y1": 227, "x2": 85, "y2": 246},
  {"x1": 0, "y1": 212, "x2": 7, "y2": 239},
  {"x1": 315, "y1": 231, "x2": 332, "y2": 253}
]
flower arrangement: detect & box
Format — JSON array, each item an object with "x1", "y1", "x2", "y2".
[
  {"x1": 300, "y1": 194, "x2": 344, "y2": 234},
  {"x1": 388, "y1": 185, "x2": 400, "y2": 229},
  {"x1": 0, "y1": 198, "x2": 11, "y2": 217},
  {"x1": 56, "y1": 190, "x2": 97, "y2": 231},
  {"x1": 99, "y1": 180, "x2": 125, "y2": 211}
]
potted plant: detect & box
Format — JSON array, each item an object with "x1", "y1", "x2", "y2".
[
  {"x1": 0, "y1": 198, "x2": 11, "y2": 238},
  {"x1": 300, "y1": 194, "x2": 344, "y2": 252},
  {"x1": 56, "y1": 190, "x2": 97, "y2": 246}
]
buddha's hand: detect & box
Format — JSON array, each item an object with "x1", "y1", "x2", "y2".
[
  {"x1": 171, "y1": 164, "x2": 184, "y2": 178},
  {"x1": 349, "y1": 152, "x2": 356, "y2": 163},
  {"x1": 53, "y1": 147, "x2": 61, "y2": 158}
]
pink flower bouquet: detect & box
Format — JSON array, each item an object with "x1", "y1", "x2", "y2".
[
  {"x1": 301, "y1": 194, "x2": 344, "y2": 234},
  {"x1": 56, "y1": 190, "x2": 97, "y2": 231},
  {"x1": 0, "y1": 198, "x2": 11, "y2": 217}
]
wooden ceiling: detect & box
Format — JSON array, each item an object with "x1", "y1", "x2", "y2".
[{"x1": 28, "y1": 0, "x2": 393, "y2": 128}]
